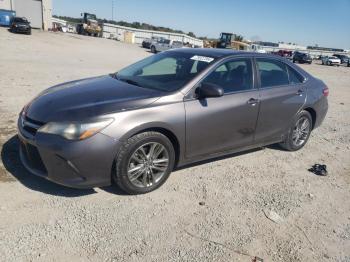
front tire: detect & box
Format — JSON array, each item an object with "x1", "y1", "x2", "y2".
[
  {"x1": 113, "y1": 132, "x2": 175, "y2": 194},
  {"x1": 279, "y1": 110, "x2": 312, "y2": 151}
]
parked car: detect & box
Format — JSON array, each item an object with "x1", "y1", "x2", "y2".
[
  {"x1": 293, "y1": 52, "x2": 312, "y2": 64},
  {"x1": 10, "y1": 17, "x2": 31, "y2": 35},
  {"x1": 150, "y1": 39, "x2": 183, "y2": 53},
  {"x1": 317, "y1": 55, "x2": 325, "y2": 60},
  {"x1": 333, "y1": 54, "x2": 350, "y2": 65},
  {"x1": 18, "y1": 49, "x2": 328, "y2": 194},
  {"x1": 321, "y1": 56, "x2": 341, "y2": 66},
  {"x1": 142, "y1": 36, "x2": 163, "y2": 49},
  {"x1": 272, "y1": 50, "x2": 293, "y2": 59}
]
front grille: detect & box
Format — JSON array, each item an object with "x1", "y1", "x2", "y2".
[
  {"x1": 20, "y1": 141, "x2": 47, "y2": 174},
  {"x1": 21, "y1": 116, "x2": 45, "y2": 136}
]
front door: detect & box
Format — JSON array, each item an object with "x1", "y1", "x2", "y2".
[{"x1": 185, "y1": 57, "x2": 260, "y2": 159}]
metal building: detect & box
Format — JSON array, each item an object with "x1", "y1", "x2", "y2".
[
  {"x1": 103, "y1": 23, "x2": 204, "y2": 47},
  {"x1": 0, "y1": 0, "x2": 52, "y2": 30}
]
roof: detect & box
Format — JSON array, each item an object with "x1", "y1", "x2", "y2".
[
  {"x1": 172, "y1": 48, "x2": 247, "y2": 58},
  {"x1": 171, "y1": 48, "x2": 286, "y2": 59}
]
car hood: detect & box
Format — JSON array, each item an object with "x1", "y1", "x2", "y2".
[
  {"x1": 26, "y1": 75, "x2": 163, "y2": 122},
  {"x1": 14, "y1": 22, "x2": 30, "y2": 26}
]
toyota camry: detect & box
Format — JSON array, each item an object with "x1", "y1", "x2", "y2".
[{"x1": 18, "y1": 49, "x2": 328, "y2": 194}]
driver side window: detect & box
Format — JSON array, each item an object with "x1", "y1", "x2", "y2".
[{"x1": 201, "y1": 59, "x2": 253, "y2": 93}]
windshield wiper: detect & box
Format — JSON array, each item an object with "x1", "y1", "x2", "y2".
[
  {"x1": 120, "y1": 78, "x2": 143, "y2": 88},
  {"x1": 110, "y1": 74, "x2": 142, "y2": 87},
  {"x1": 110, "y1": 73, "x2": 118, "y2": 79}
]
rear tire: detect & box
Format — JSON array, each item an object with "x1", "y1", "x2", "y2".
[
  {"x1": 279, "y1": 110, "x2": 312, "y2": 151},
  {"x1": 113, "y1": 132, "x2": 175, "y2": 194}
]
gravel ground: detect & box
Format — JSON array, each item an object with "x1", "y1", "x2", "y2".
[{"x1": 0, "y1": 28, "x2": 349, "y2": 262}]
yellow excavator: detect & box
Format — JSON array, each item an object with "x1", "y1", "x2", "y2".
[
  {"x1": 76, "y1": 13, "x2": 102, "y2": 37},
  {"x1": 204, "y1": 33, "x2": 250, "y2": 50}
]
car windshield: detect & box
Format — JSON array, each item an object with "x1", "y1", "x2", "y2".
[
  {"x1": 115, "y1": 52, "x2": 215, "y2": 92},
  {"x1": 14, "y1": 18, "x2": 27, "y2": 23},
  {"x1": 86, "y1": 14, "x2": 97, "y2": 20}
]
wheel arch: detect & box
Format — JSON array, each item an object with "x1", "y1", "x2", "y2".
[
  {"x1": 303, "y1": 107, "x2": 317, "y2": 129},
  {"x1": 119, "y1": 124, "x2": 182, "y2": 167}
]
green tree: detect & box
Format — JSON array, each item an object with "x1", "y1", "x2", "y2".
[{"x1": 187, "y1": 32, "x2": 196, "y2": 38}]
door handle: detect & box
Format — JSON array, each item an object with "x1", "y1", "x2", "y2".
[
  {"x1": 296, "y1": 89, "x2": 304, "y2": 96},
  {"x1": 247, "y1": 98, "x2": 259, "y2": 106}
]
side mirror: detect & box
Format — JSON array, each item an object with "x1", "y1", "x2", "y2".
[{"x1": 196, "y1": 83, "x2": 224, "y2": 99}]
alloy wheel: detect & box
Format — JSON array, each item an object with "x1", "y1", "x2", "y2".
[
  {"x1": 292, "y1": 116, "x2": 310, "y2": 147},
  {"x1": 127, "y1": 142, "x2": 169, "y2": 188}
]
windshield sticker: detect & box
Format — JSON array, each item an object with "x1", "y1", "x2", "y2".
[{"x1": 190, "y1": 55, "x2": 214, "y2": 63}]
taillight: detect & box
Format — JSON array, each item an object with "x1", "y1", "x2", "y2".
[{"x1": 323, "y1": 86, "x2": 329, "y2": 96}]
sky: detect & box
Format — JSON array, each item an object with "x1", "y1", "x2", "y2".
[{"x1": 53, "y1": 0, "x2": 350, "y2": 49}]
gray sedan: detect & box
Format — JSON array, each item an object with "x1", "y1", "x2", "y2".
[{"x1": 18, "y1": 49, "x2": 328, "y2": 194}]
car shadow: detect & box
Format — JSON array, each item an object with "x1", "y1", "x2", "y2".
[{"x1": 1, "y1": 135, "x2": 96, "y2": 197}]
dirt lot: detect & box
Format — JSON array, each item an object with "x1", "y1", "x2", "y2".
[{"x1": 0, "y1": 28, "x2": 349, "y2": 262}]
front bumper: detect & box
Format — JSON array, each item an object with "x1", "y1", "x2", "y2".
[
  {"x1": 12, "y1": 26, "x2": 31, "y2": 33},
  {"x1": 18, "y1": 116, "x2": 120, "y2": 189}
]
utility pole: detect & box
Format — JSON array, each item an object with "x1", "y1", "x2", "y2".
[{"x1": 112, "y1": 0, "x2": 116, "y2": 21}]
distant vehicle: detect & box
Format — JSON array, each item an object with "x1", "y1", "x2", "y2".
[
  {"x1": 272, "y1": 50, "x2": 293, "y2": 58},
  {"x1": 249, "y1": 44, "x2": 267, "y2": 53},
  {"x1": 333, "y1": 54, "x2": 349, "y2": 65},
  {"x1": 67, "y1": 24, "x2": 75, "y2": 33},
  {"x1": 293, "y1": 52, "x2": 312, "y2": 64},
  {"x1": 321, "y1": 56, "x2": 341, "y2": 66},
  {"x1": 0, "y1": 9, "x2": 16, "y2": 27},
  {"x1": 76, "y1": 13, "x2": 101, "y2": 37},
  {"x1": 10, "y1": 17, "x2": 31, "y2": 35},
  {"x1": 142, "y1": 36, "x2": 164, "y2": 49},
  {"x1": 150, "y1": 39, "x2": 183, "y2": 53}
]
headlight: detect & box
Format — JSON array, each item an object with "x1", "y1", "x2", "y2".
[{"x1": 39, "y1": 118, "x2": 114, "y2": 140}]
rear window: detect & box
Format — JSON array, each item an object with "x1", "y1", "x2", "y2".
[
  {"x1": 257, "y1": 59, "x2": 289, "y2": 88},
  {"x1": 287, "y1": 65, "x2": 304, "y2": 84}
]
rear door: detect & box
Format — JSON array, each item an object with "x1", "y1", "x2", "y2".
[
  {"x1": 185, "y1": 57, "x2": 260, "y2": 158},
  {"x1": 254, "y1": 58, "x2": 307, "y2": 144}
]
